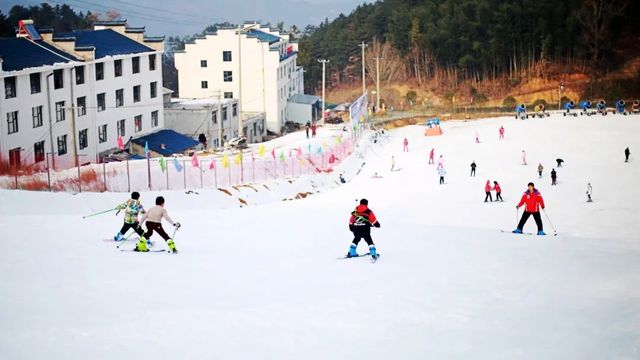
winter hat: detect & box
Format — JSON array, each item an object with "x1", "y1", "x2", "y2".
[
  {"x1": 131, "y1": 191, "x2": 140, "y2": 200},
  {"x1": 360, "y1": 199, "x2": 368, "y2": 205}
]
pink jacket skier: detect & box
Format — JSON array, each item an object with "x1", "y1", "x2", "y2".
[
  {"x1": 437, "y1": 155, "x2": 444, "y2": 169},
  {"x1": 499, "y1": 126, "x2": 505, "y2": 139},
  {"x1": 403, "y1": 138, "x2": 409, "y2": 152},
  {"x1": 484, "y1": 180, "x2": 493, "y2": 202},
  {"x1": 429, "y1": 148, "x2": 435, "y2": 164},
  {"x1": 521, "y1": 150, "x2": 527, "y2": 165}
]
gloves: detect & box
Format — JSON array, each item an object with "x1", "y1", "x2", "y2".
[
  {"x1": 174, "y1": 222, "x2": 181, "y2": 229},
  {"x1": 349, "y1": 224, "x2": 354, "y2": 232},
  {"x1": 374, "y1": 221, "x2": 381, "y2": 228}
]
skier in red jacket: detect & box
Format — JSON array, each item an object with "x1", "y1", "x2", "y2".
[
  {"x1": 493, "y1": 181, "x2": 503, "y2": 202},
  {"x1": 347, "y1": 199, "x2": 381, "y2": 259},
  {"x1": 513, "y1": 182, "x2": 546, "y2": 235},
  {"x1": 484, "y1": 180, "x2": 493, "y2": 202}
]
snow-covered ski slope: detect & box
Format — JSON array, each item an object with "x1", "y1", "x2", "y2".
[{"x1": 1, "y1": 114, "x2": 639, "y2": 359}]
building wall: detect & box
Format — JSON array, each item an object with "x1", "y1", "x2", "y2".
[
  {"x1": 286, "y1": 102, "x2": 314, "y2": 125},
  {"x1": 0, "y1": 50, "x2": 164, "y2": 169},
  {"x1": 174, "y1": 26, "x2": 303, "y2": 134}
]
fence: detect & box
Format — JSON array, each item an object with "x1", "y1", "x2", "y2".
[{"x1": 0, "y1": 137, "x2": 355, "y2": 193}]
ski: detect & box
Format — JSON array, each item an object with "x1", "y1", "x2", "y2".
[
  {"x1": 371, "y1": 254, "x2": 380, "y2": 263},
  {"x1": 337, "y1": 253, "x2": 370, "y2": 260},
  {"x1": 500, "y1": 230, "x2": 558, "y2": 236},
  {"x1": 120, "y1": 249, "x2": 166, "y2": 253}
]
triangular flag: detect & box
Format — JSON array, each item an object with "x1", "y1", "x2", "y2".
[
  {"x1": 117, "y1": 136, "x2": 125, "y2": 150},
  {"x1": 258, "y1": 145, "x2": 266, "y2": 158},
  {"x1": 222, "y1": 154, "x2": 229, "y2": 169},
  {"x1": 307, "y1": 144, "x2": 312, "y2": 154},
  {"x1": 159, "y1": 156, "x2": 167, "y2": 172},
  {"x1": 317, "y1": 146, "x2": 323, "y2": 154},
  {"x1": 279, "y1": 151, "x2": 285, "y2": 161},
  {"x1": 329, "y1": 154, "x2": 336, "y2": 164},
  {"x1": 191, "y1": 152, "x2": 199, "y2": 167},
  {"x1": 288, "y1": 149, "x2": 292, "y2": 158},
  {"x1": 144, "y1": 141, "x2": 150, "y2": 157},
  {"x1": 172, "y1": 157, "x2": 183, "y2": 172},
  {"x1": 235, "y1": 152, "x2": 242, "y2": 165},
  {"x1": 297, "y1": 147, "x2": 302, "y2": 157},
  {"x1": 271, "y1": 149, "x2": 276, "y2": 160},
  {"x1": 209, "y1": 159, "x2": 215, "y2": 170}
]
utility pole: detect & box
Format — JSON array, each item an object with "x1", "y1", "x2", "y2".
[
  {"x1": 45, "y1": 73, "x2": 56, "y2": 170},
  {"x1": 374, "y1": 57, "x2": 381, "y2": 111},
  {"x1": 69, "y1": 67, "x2": 78, "y2": 167},
  {"x1": 237, "y1": 22, "x2": 259, "y2": 138},
  {"x1": 558, "y1": 81, "x2": 564, "y2": 110},
  {"x1": 317, "y1": 59, "x2": 329, "y2": 123},
  {"x1": 358, "y1": 42, "x2": 367, "y2": 95},
  {"x1": 218, "y1": 92, "x2": 223, "y2": 147}
]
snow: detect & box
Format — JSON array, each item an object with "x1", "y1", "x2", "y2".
[{"x1": 1, "y1": 114, "x2": 640, "y2": 359}]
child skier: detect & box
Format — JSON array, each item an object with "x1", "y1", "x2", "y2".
[
  {"x1": 391, "y1": 156, "x2": 396, "y2": 171},
  {"x1": 499, "y1": 126, "x2": 505, "y2": 139},
  {"x1": 537, "y1": 163, "x2": 544, "y2": 179},
  {"x1": 521, "y1": 150, "x2": 527, "y2": 165},
  {"x1": 114, "y1": 191, "x2": 147, "y2": 247},
  {"x1": 470, "y1": 161, "x2": 477, "y2": 177},
  {"x1": 556, "y1": 158, "x2": 564, "y2": 167},
  {"x1": 586, "y1": 183, "x2": 593, "y2": 202},
  {"x1": 493, "y1": 181, "x2": 503, "y2": 202},
  {"x1": 438, "y1": 167, "x2": 446, "y2": 185},
  {"x1": 513, "y1": 182, "x2": 546, "y2": 235},
  {"x1": 347, "y1": 199, "x2": 381, "y2": 260},
  {"x1": 551, "y1": 169, "x2": 557, "y2": 185},
  {"x1": 403, "y1": 137, "x2": 409, "y2": 152},
  {"x1": 625, "y1": 147, "x2": 630, "y2": 162},
  {"x1": 140, "y1": 196, "x2": 181, "y2": 253},
  {"x1": 429, "y1": 148, "x2": 435, "y2": 164},
  {"x1": 484, "y1": 180, "x2": 493, "y2": 202}
]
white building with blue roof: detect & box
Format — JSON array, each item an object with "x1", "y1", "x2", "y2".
[
  {"x1": 0, "y1": 19, "x2": 165, "y2": 170},
  {"x1": 174, "y1": 23, "x2": 304, "y2": 135}
]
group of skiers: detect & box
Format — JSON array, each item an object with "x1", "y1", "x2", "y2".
[{"x1": 484, "y1": 180, "x2": 504, "y2": 202}]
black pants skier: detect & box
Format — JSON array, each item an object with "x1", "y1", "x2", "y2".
[
  {"x1": 352, "y1": 229, "x2": 374, "y2": 247},
  {"x1": 484, "y1": 191, "x2": 493, "y2": 202},
  {"x1": 144, "y1": 221, "x2": 171, "y2": 240},
  {"x1": 470, "y1": 169, "x2": 476, "y2": 177},
  {"x1": 552, "y1": 177, "x2": 557, "y2": 185},
  {"x1": 439, "y1": 176, "x2": 445, "y2": 184},
  {"x1": 496, "y1": 192, "x2": 503, "y2": 201},
  {"x1": 119, "y1": 222, "x2": 145, "y2": 237},
  {"x1": 517, "y1": 211, "x2": 543, "y2": 232}
]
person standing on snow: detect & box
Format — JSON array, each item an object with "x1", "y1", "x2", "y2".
[
  {"x1": 537, "y1": 163, "x2": 544, "y2": 179},
  {"x1": 403, "y1": 137, "x2": 409, "y2": 152},
  {"x1": 438, "y1": 167, "x2": 447, "y2": 185},
  {"x1": 470, "y1": 161, "x2": 477, "y2": 177},
  {"x1": 551, "y1": 169, "x2": 558, "y2": 185},
  {"x1": 499, "y1": 126, "x2": 505, "y2": 139},
  {"x1": 513, "y1": 182, "x2": 546, "y2": 235},
  {"x1": 437, "y1": 155, "x2": 444, "y2": 169},
  {"x1": 305, "y1": 122, "x2": 310, "y2": 139},
  {"x1": 347, "y1": 199, "x2": 381, "y2": 260},
  {"x1": 114, "y1": 191, "x2": 147, "y2": 248},
  {"x1": 140, "y1": 196, "x2": 180, "y2": 253},
  {"x1": 484, "y1": 180, "x2": 493, "y2": 202},
  {"x1": 625, "y1": 147, "x2": 631, "y2": 162},
  {"x1": 311, "y1": 122, "x2": 317, "y2": 138},
  {"x1": 475, "y1": 131, "x2": 480, "y2": 143},
  {"x1": 493, "y1": 181, "x2": 503, "y2": 202},
  {"x1": 391, "y1": 156, "x2": 396, "y2": 171},
  {"x1": 556, "y1": 158, "x2": 564, "y2": 167},
  {"x1": 521, "y1": 150, "x2": 527, "y2": 165},
  {"x1": 586, "y1": 182, "x2": 593, "y2": 202},
  {"x1": 429, "y1": 148, "x2": 435, "y2": 164}
]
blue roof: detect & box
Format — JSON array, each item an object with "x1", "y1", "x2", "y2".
[
  {"x1": 132, "y1": 129, "x2": 199, "y2": 156},
  {"x1": 289, "y1": 94, "x2": 320, "y2": 105},
  {"x1": 35, "y1": 40, "x2": 83, "y2": 61},
  {"x1": 0, "y1": 37, "x2": 74, "y2": 72},
  {"x1": 54, "y1": 29, "x2": 154, "y2": 59},
  {"x1": 246, "y1": 29, "x2": 281, "y2": 44}
]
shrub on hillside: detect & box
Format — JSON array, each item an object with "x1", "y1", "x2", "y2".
[{"x1": 503, "y1": 96, "x2": 517, "y2": 108}]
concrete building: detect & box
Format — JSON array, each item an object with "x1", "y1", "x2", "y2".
[
  {"x1": 286, "y1": 94, "x2": 321, "y2": 125},
  {"x1": 174, "y1": 23, "x2": 304, "y2": 134},
  {"x1": 0, "y1": 20, "x2": 164, "y2": 170},
  {"x1": 164, "y1": 97, "x2": 265, "y2": 148}
]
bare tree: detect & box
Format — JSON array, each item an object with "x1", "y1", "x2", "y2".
[
  {"x1": 365, "y1": 38, "x2": 404, "y2": 89},
  {"x1": 576, "y1": 0, "x2": 626, "y2": 70}
]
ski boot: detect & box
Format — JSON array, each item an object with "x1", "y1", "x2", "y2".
[
  {"x1": 537, "y1": 231, "x2": 546, "y2": 236},
  {"x1": 114, "y1": 232, "x2": 124, "y2": 241},
  {"x1": 369, "y1": 245, "x2": 380, "y2": 260},
  {"x1": 346, "y1": 244, "x2": 358, "y2": 258},
  {"x1": 512, "y1": 229, "x2": 523, "y2": 234},
  {"x1": 134, "y1": 236, "x2": 149, "y2": 252},
  {"x1": 167, "y1": 239, "x2": 178, "y2": 254},
  {"x1": 146, "y1": 238, "x2": 154, "y2": 248}
]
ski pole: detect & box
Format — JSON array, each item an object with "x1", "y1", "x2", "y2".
[
  {"x1": 542, "y1": 209, "x2": 557, "y2": 235},
  {"x1": 116, "y1": 230, "x2": 137, "y2": 248},
  {"x1": 83, "y1": 208, "x2": 117, "y2": 219}
]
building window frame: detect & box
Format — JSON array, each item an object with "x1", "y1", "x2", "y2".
[
  {"x1": 151, "y1": 110, "x2": 158, "y2": 127},
  {"x1": 55, "y1": 101, "x2": 65, "y2": 122},
  {"x1": 224, "y1": 92, "x2": 233, "y2": 99},
  {"x1": 223, "y1": 71, "x2": 233, "y2": 82},
  {"x1": 132, "y1": 57, "x2": 140, "y2": 74},
  {"x1": 77, "y1": 96, "x2": 86, "y2": 116},
  {"x1": 57, "y1": 134, "x2": 68, "y2": 155},
  {"x1": 114, "y1": 59, "x2": 123, "y2": 77},
  {"x1": 133, "y1": 85, "x2": 141, "y2": 103},
  {"x1": 30, "y1": 73, "x2": 41, "y2": 94},
  {"x1": 79, "y1": 129, "x2": 88, "y2": 149},
  {"x1": 7, "y1": 111, "x2": 18, "y2": 134},
  {"x1": 98, "y1": 124, "x2": 107, "y2": 143},
  {"x1": 53, "y1": 69, "x2": 64, "y2": 89},
  {"x1": 149, "y1": 54, "x2": 156, "y2": 71},
  {"x1": 96, "y1": 62, "x2": 104, "y2": 81},
  {"x1": 5, "y1": 76, "x2": 16, "y2": 99},
  {"x1": 34, "y1": 140, "x2": 45, "y2": 162},
  {"x1": 201, "y1": 81, "x2": 208, "y2": 89},
  {"x1": 116, "y1": 89, "x2": 124, "y2": 107},
  {"x1": 97, "y1": 93, "x2": 106, "y2": 112},
  {"x1": 150, "y1": 82, "x2": 157, "y2": 98},
  {"x1": 32, "y1": 106, "x2": 43, "y2": 128},
  {"x1": 200, "y1": 60, "x2": 207, "y2": 67},
  {"x1": 223, "y1": 51, "x2": 232, "y2": 62},
  {"x1": 75, "y1": 66, "x2": 85, "y2": 85},
  {"x1": 117, "y1": 119, "x2": 126, "y2": 137},
  {"x1": 134, "y1": 115, "x2": 143, "y2": 132}
]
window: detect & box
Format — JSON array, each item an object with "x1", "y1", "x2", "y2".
[
  {"x1": 132, "y1": 57, "x2": 140, "y2": 74},
  {"x1": 114, "y1": 59, "x2": 122, "y2": 77},
  {"x1": 30, "y1": 73, "x2": 41, "y2": 94},
  {"x1": 222, "y1": 107, "x2": 227, "y2": 121},
  {"x1": 151, "y1": 110, "x2": 158, "y2": 127},
  {"x1": 232, "y1": 103, "x2": 237, "y2": 117},
  {"x1": 97, "y1": 93, "x2": 106, "y2": 112},
  {"x1": 9, "y1": 148, "x2": 21, "y2": 168},
  {"x1": 134, "y1": 115, "x2": 142, "y2": 132},
  {"x1": 77, "y1": 96, "x2": 86, "y2": 116},
  {"x1": 57, "y1": 134, "x2": 67, "y2": 155},
  {"x1": 200, "y1": 60, "x2": 207, "y2": 67},
  {"x1": 79, "y1": 129, "x2": 88, "y2": 150},
  {"x1": 133, "y1": 85, "x2": 141, "y2": 103},
  {"x1": 75, "y1": 66, "x2": 85, "y2": 84},
  {"x1": 4, "y1": 76, "x2": 16, "y2": 98},
  {"x1": 96, "y1": 63, "x2": 104, "y2": 80},
  {"x1": 53, "y1": 69, "x2": 64, "y2": 89},
  {"x1": 117, "y1": 119, "x2": 125, "y2": 137},
  {"x1": 149, "y1": 54, "x2": 156, "y2": 71},
  {"x1": 55, "y1": 101, "x2": 65, "y2": 122},
  {"x1": 224, "y1": 92, "x2": 233, "y2": 99},
  {"x1": 34, "y1": 141, "x2": 45, "y2": 163},
  {"x1": 201, "y1": 81, "x2": 208, "y2": 89},
  {"x1": 223, "y1": 51, "x2": 232, "y2": 62},
  {"x1": 212, "y1": 110, "x2": 217, "y2": 124},
  {"x1": 116, "y1": 89, "x2": 124, "y2": 107},
  {"x1": 98, "y1": 124, "x2": 107, "y2": 143},
  {"x1": 32, "y1": 106, "x2": 43, "y2": 128},
  {"x1": 150, "y1": 82, "x2": 157, "y2": 98},
  {"x1": 7, "y1": 111, "x2": 18, "y2": 134},
  {"x1": 223, "y1": 71, "x2": 233, "y2": 82}
]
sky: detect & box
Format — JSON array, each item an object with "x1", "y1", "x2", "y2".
[{"x1": 1, "y1": 0, "x2": 370, "y2": 36}]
